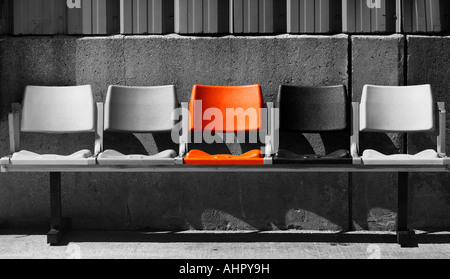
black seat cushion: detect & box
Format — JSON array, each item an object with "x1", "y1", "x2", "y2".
[{"x1": 274, "y1": 149, "x2": 351, "y2": 164}]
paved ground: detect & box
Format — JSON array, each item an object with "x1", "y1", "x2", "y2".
[{"x1": 0, "y1": 230, "x2": 449, "y2": 259}]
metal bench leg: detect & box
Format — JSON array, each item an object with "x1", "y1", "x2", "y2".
[
  {"x1": 397, "y1": 172, "x2": 415, "y2": 247},
  {"x1": 47, "y1": 172, "x2": 71, "y2": 245},
  {"x1": 348, "y1": 172, "x2": 353, "y2": 231}
]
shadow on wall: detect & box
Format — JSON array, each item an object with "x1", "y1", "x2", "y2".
[
  {"x1": 1, "y1": 115, "x2": 443, "y2": 232},
  {"x1": 103, "y1": 132, "x2": 178, "y2": 155},
  {"x1": 3, "y1": 35, "x2": 448, "y2": 232},
  {"x1": 352, "y1": 132, "x2": 401, "y2": 231},
  {"x1": 0, "y1": 128, "x2": 402, "y2": 232},
  {"x1": 99, "y1": 131, "x2": 349, "y2": 231}
]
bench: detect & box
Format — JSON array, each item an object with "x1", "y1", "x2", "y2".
[{"x1": 1, "y1": 83, "x2": 448, "y2": 247}]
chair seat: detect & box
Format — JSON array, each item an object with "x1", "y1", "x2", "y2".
[
  {"x1": 274, "y1": 149, "x2": 351, "y2": 164},
  {"x1": 97, "y1": 149, "x2": 177, "y2": 165},
  {"x1": 9, "y1": 150, "x2": 94, "y2": 165},
  {"x1": 361, "y1": 149, "x2": 445, "y2": 165},
  {"x1": 184, "y1": 150, "x2": 264, "y2": 165}
]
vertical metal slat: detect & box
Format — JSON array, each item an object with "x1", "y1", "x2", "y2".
[
  {"x1": 304, "y1": 0, "x2": 314, "y2": 33},
  {"x1": 121, "y1": 0, "x2": 133, "y2": 33},
  {"x1": 175, "y1": 0, "x2": 188, "y2": 33},
  {"x1": 0, "y1": 0, "x2": 12, "y2": 34}
]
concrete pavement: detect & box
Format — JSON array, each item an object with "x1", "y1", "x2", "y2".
[{"x1": 0, "y1": 230, "x2": 450, "y2": 259}]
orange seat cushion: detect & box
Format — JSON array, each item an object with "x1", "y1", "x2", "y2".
[{"x1": 184, "y1": 150, "x2": 264, "y2": 165}]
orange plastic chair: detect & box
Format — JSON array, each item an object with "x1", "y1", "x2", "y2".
[{"x1": 183, "y1": 84, "x2": 267, "y2": 165}]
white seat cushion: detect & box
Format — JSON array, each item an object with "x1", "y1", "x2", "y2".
[
  {"x1": 363, "y1": 149, "x2": 439, "y2": 159},
  {"x1": 361, "y1": 149, "x2": 444, "y2": 165},
  {"x1": 97, "y1": 149, "x2": 177, "y2": 165},
  {"x1": 10, "y1": 150, "x2": 94, "y2": 165}
]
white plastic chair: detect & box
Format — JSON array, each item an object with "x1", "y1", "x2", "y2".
[
  {"x1": 351, "y1": 84, "x2": 448, "y2": 165},
  {"x1": 0, "y1": 85, "x2": 98, "y2": 166},
  {"x1": 96, "y1": 85, "x2": 179, "y2": 166}
]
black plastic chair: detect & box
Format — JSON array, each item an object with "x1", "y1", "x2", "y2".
[{"x1": 273, "y1": 85, "x2": 351, "y2": 165}]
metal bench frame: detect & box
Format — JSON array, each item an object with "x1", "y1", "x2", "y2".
[{"x1": 1, "y1": 101, "x2": 448, "y2": 247}]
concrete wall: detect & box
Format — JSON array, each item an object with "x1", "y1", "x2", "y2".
[{"x1": 0, "y1": 34, "x2": 449, "y2": 232}]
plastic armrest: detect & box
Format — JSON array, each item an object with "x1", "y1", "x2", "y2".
[
  {"x1": 351, "y1": 102, "x2": 361, "y2": 163},
  {"x1": 9, "y1": 103, "x2": 21, "y2": 154},
  {"x1": 265, "y1": 135, "x2": 273, "y2": 157},
  {"x1": 177, "y1": 102, "x2": 189, "y2": 162},
  {"x1": 0, "y1": 156, "x2": 11, "y2": 166},
  {"x1": 350, "y1": 143, "x2": 360, "y2": 158},
  {"x1": 437, "y1": 102, "x2": 446, "y2": 158},
  {"x1": 265, "y1": 102, "x2": 279, "y2": 157},
  {"x1": 94, "y1": 102, "x2": 104, "y2": 156}
]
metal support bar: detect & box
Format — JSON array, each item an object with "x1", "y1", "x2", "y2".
[
  {"x1": 9, "y1": 103, "x2": 21, "y2": 154},
  {"x1": 47, "y1": 172, "x2": 71, "y2": 245},
  {"x1": 265, "y1": 102, "x2": 274, "y2": 157},
  {"x1": 95, "y1": 102, "x2": 104, "y2": 156},
  {"x1": 437, "y1": 102, "x2": 446, "y2": 157},
  {"x1": 348, "y1": 172, "x2": 353, "y2": 231},
  {"x1": 350, "y1": 102, "x2": 361, "y2": 164},
  {"x1": 179, "y1": 102, "x2": 189, "y2": 159},
  {"x1": 397, "y1": 172, "x2": 415, "y2": 247}
]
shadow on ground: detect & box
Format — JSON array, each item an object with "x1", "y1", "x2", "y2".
[{"x1": 4, "y1": 230, "x2": 450, "y2": 246}]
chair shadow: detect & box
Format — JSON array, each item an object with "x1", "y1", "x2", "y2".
[
  {"x1": 359, "y1": 132, "x2": 402, "y2": 154},
  {"x1": 10, "y1": 130, "x2": 425, "y2": 244},
  {"x1": 321, "y1": 132, "x2": 351, "y2": 155},
  {"x1": 278, "y1": 131, "x2": 350, "y2": 155},
  {"x1": 100, "y1": 130, "x2": 403, "y2": 234},
  {"x1": 103, "y1": 132, "x2": 178, "y2": 155},
  {"x1": 188, "y1": 132, "x2": 262, "y2": 155},
  {"x1": 278, "y1": 132, "x2": 316, "y2": 154}
]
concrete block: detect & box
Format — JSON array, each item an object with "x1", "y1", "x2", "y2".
[
  {"x1": 75, "y1": 36, "x2": 126, "y2": 102},
  {"x1": 407, "y1": 35, "x2": 450, "y2": 230},
  {"x1": 352, "y1": 35, "x2": 405, "y2": 101},
  {"x1": 0, "y1": 37, "x2": 77, "y2": 118},
  {"x1": 123, "y1": 34, "x2": 348, "y2": 101},
  {"x1": 351, "y1": 34, "x2": 405, "y2": 231}
]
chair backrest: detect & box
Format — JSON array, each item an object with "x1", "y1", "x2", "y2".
[
  {"x1": 277, "y1": 85, "x2": 349, "y2": 132},
  {"x1": 104, "y1": 85, "x2": 178, "y2": 133},
  {"x1": 360, "y1": 84, "x2": 435, "y2": 133},
  {"x1": 21, "y1": 85, "x2": 96, "y2": 133},
  {"x1": 189, "y1": 85, "x2": 263, "y2": 132}
]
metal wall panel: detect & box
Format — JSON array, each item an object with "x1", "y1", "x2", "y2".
[
  {"x1": 67, "y1": 0, "x2": 84, "y2": 34},
  {"x1": 287, "y1": 0, "x2": 342, "y2": 33},
  {"x1": 0, "y1": 0, "x2": 12, "y2": 34},
  {"x1": 175, "y1": 0, "x2": 229, "y2": 34},
  {"x1": 402, "y1": 0, "x2": 450, "y2": 33},
  {"x1": 93, "y1": 0, "x2": 120, "y2": 34},
  {"x1": 13, "y1": 0, "x2": 67, "y2": 35},
  {"x1": 68, "y1": 0, "x2": 120, "y2": 34},
  {"x1": 231, "y1": 0, "x2": 286, "y2": 34},
  {"x1": 120, "y1": 0, "x2": 174, "y2": 34},
  {"x1": 343, "y1": 0, "x2": 400, "y2": 33}
]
